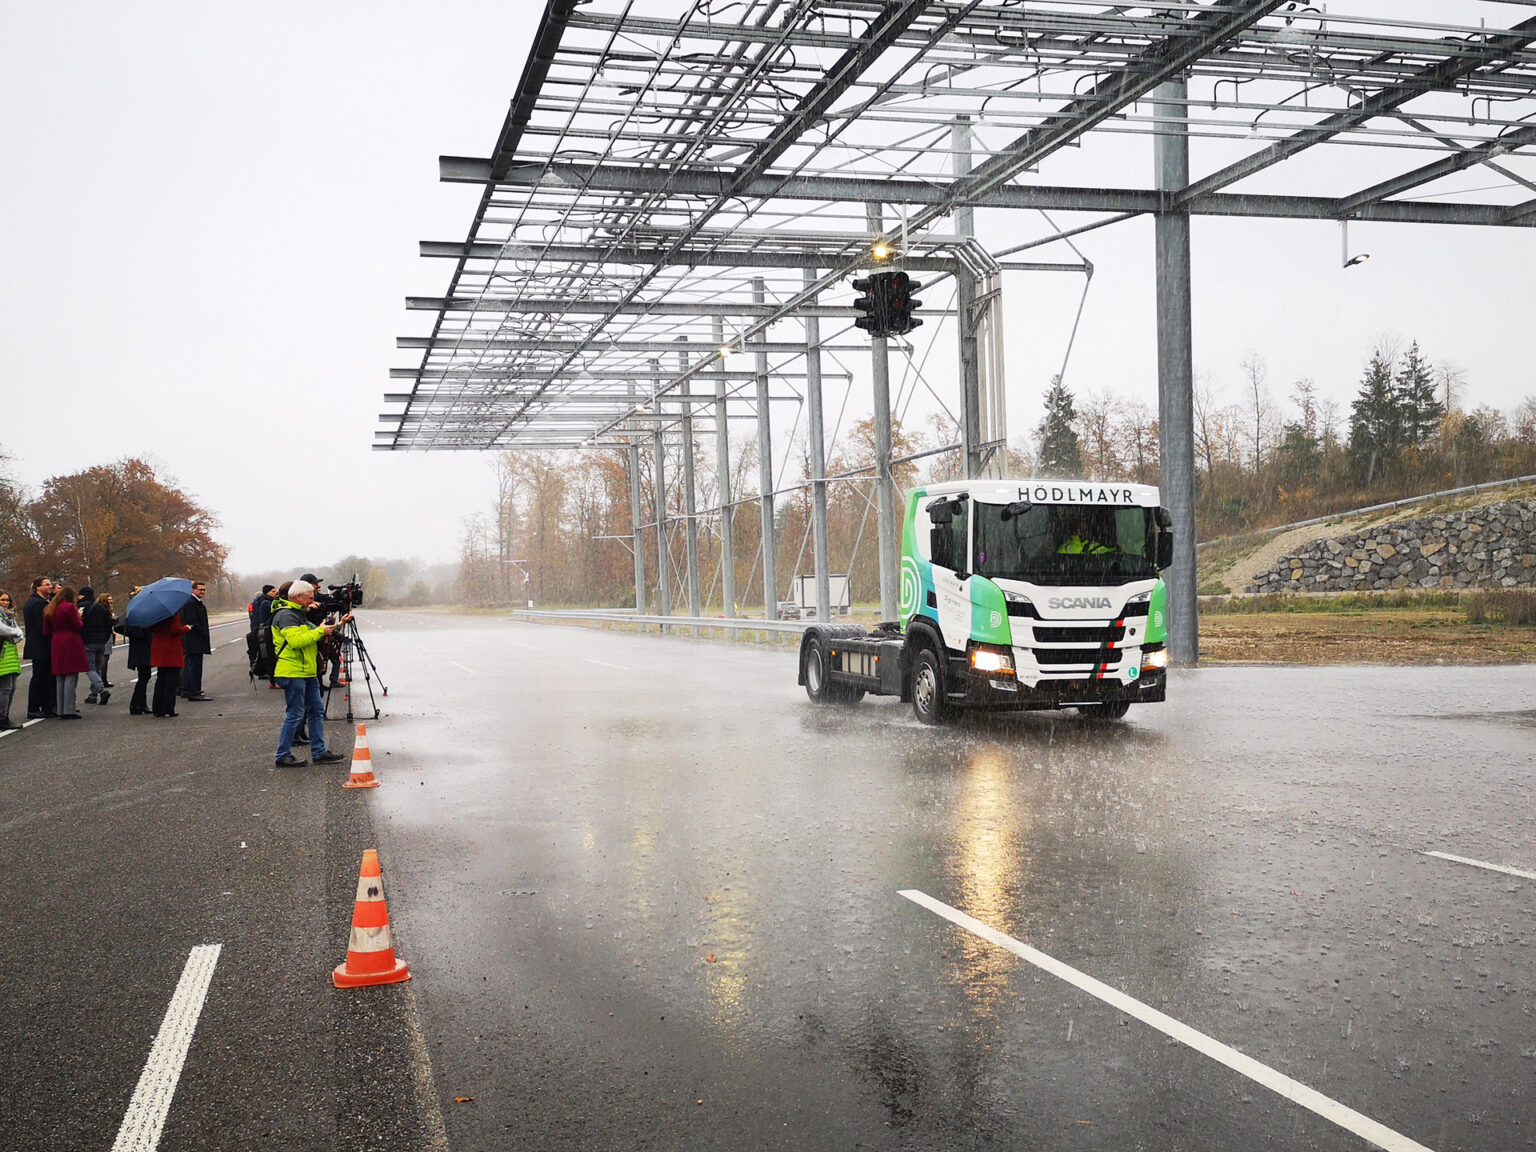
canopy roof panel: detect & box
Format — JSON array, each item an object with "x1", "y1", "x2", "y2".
[{"x1": 380, "y1": 0, "x2": 1536, "y2": 452}]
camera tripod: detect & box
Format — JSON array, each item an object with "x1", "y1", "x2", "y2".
[{"x1": 323, "y1": 615, "x2": 387, "y2": 721}]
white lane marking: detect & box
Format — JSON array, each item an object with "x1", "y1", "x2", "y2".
[
  {"x1": 1423, "y1": 850, "x2": 1536, "y2": 882},
  {"x1": 0, "y1": 718, "x2": 46, "y2": 739},
  {"x1": 583, "y1": 658, "x2": 629, "y2": 670},
  {"x1": 111, "y1": 943, "x2": 222, "y2": 1152},
  {"x1": 899, "y1": 890, "x2": 1435, "y2": 1152},
  {"x1": 451, "y1": 662, "x2": 477, "y2": 675}
]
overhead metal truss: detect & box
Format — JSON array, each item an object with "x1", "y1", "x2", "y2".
[
  {"x1": 384, "y1": 0, "x2": 1536, "y2": 454},
  {"x1": 381, "y1": 0, "x2": 1536, "y2": 650}
]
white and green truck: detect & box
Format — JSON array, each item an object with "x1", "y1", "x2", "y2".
[{"x1": 798, "y1": 479, "x2": 1173, "y2": 723}]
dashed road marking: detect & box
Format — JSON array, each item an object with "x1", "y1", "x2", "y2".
[
  {"x1": 0, "y1": 718, "x2": 45, "y2": 739},
  {"x1": 451, "y1": 662, "x2": 477, "y2": 675},
  {"x1": 1422, "y1": 850, "x2": 1536, "y2": 881},
  {"x1": 900, "y1": 889, "x2": 1435, "y2": 1152},
  {"x1": 583, "y1": 658, "x2": 629, "y2": 670},
  {"x1": 111, "y1": 943, "x2": 222, "y2": 1152}
]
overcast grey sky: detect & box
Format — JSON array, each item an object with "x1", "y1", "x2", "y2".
[{"x1": 3, "y1": 3, "x2": 1532, "y2": 576}]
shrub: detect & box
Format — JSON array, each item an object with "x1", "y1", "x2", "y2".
[{"x1": 1461, "y1": 589, "x2": 1536, "y2": 626}]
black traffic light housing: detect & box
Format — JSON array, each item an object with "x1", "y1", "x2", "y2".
[
  {"x1": 887, "y1": 270, "x2": 923, "y2": 335},
  {"x1": 852, "y1": 273, "x2": 890, "y2": 335}
]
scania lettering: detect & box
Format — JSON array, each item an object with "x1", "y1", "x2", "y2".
[
  {"x1": 798, "y1": 479, "x2": 1174, "y2": 723},
  {"x1": 1049, "y1": 597, "x2": 1112, "y2": 610}
]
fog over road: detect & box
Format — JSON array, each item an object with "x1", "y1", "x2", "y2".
[{"x1": 1, "y1": 612, "x2": 1531, "y2": 1151}]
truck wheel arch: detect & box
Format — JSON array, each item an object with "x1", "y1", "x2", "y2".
[{"x1": 900, "y1": 617, "x2": 945, "y2": 703}]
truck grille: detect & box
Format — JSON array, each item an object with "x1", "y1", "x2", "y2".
[
  {"x1": 1033, "y1": 647, "x2": 1115, "y2": 666},
  {"x1": 1033, "y1": 624, "x2": 1124, "y2": 644}
]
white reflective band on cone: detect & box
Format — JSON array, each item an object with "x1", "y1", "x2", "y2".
[
  {"x1": 348, "y1": 924, "x2": 394, "y2": 953},
  {"x1": 355, "y1": 876, "x2": 387, "y2": 903}
]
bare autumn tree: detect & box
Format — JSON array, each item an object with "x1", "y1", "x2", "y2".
[
  {"x1": 21, "y1": 457, "x2": 226, "y2": 594},
  {"x1": 1239, "y1": 351, "x2": 1278, "y2": 470},
  {"x1": 1116, "y1": 400, "x2": 1159, "y2": 485},
  {"x1": 490, "y1": 452, "x2": 520, "y2": 602},
  {"x1": 921, "y1": 412, "x2": 964, "y2": 482},
  {"x1": 1075, "y1": 389, "x2": 1123, "y2": 480},
  {"x1": 513, "y1": 453, "x2": 571, "y2": 604},
  {"x1": 457, "y1": 513, "x2": 498, "y2": 604}
]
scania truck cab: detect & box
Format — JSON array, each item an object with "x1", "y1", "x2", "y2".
[{"x1": 798, "y1": 479, "x2": 1173, "y2": 723}]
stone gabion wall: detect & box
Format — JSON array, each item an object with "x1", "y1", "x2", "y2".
[{"x1": 1246, "y1": 500, "x2": 1536, "y2": 593}]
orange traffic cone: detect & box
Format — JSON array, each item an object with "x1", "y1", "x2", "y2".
[
  {"x1": 332, "y1": 848, "x2": 411, "y2": 988},
  {"x1": 337, "y1": 655, "x2": 349, "y2": 686},
  {"x1": 343, "y1": 722, "x2": 379, "y2": 789}
]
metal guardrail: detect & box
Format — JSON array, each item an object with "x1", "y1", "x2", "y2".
[{"x1": 509, "y1": 608, "x2": 817, "y2": 637}]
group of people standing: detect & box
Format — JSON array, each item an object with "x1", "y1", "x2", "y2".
[{"x1": 0, "y1": 576, "x2": 213, "y2": 727}]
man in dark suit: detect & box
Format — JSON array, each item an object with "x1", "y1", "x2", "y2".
[
  {"x1": 22, "y1": 576, "x2": 56, "y2": 719},
  {"x1": 180, "y1": 580, "x2": 214, "y2": 701}
]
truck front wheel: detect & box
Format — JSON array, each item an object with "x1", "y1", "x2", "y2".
[{"x1": 911, "y1": 647, "x2": 952, "y2": 725}]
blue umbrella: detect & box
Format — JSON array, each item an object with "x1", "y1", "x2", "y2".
[{"x1": 123, "y1": 577, "x2": 195, "y2": 629}]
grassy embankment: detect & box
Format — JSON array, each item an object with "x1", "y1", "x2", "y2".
[{"x1": 1198, "y1": 590, "x2": 1536, "y2": 665}]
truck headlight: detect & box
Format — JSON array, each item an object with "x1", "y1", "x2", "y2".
[
  {"x1": 1141, "y1": 646, "x2": 1169, "y2": 671},
  {"x1": 969, "y1": 645, "x2": 1014, "y2": 675}
]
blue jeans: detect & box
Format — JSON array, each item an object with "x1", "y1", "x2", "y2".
[
  {"x1": 276, "y1": 676, "x2": 327, "y2": 760},
  {"x1": 180, "y1": 651, "x2": 204, "y2": 697},
  {"x1": 85, "y1": 642, "x2": 111, "y2": 695}
]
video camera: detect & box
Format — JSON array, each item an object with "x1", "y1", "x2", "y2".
[{"x1": 316, "y1": 575, "x2": 364, "y2": 613}]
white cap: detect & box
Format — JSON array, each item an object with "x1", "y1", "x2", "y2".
[{"x1": 288, "y1": 580, "x2": 314, "y2": 599}]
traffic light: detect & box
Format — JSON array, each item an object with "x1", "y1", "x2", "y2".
[
  {"x1": 852, "y1": 272, "x2": 891, "y2": 336},
  {"x1": 887, "y1": 271, "x2": 923, "y2": 335}
]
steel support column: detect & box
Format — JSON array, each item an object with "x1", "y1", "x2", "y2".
[
  {"x1": 867, "y1": 205, "x2": 899, "y2": 621},
  {"x1": 752, "y1": 278, "x2": 778, "y2": 620},
  {"x1": 803, "y1": 267, "x2": 832, "y2": 623},
  {"x1": 676, "y1": 340, "x2": 702, "y2": 628},
  {"x1": 1154, "y1": 80, "x2": 1198, "y2": 666},
  {"x1": 650, "y1": 359, "x2": 671, "y2": 625},
  {"x1": 954, "y1": 115, "x2": 985, "y2": 480},
  {"x1": 870, "y1": 335, "x2": 899, "y2": 622},
  {"x1": 713, "y1": 316, "x2": 736, "y2": 618},
  {"x1": 627, "y1": 423, "x2": 647, "y2": 624}
]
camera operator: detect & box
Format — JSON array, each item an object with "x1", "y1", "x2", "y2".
[
  {"x1": 271, "y1": 580, "x2": 349, "y2": 768},
  {"x1": 300, "y1": 572, "x2": 347, "y2": 688}
]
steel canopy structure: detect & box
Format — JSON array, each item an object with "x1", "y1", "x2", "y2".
[{"x1": 382, "y1": 0, "x2": 1536, "y2": 659}]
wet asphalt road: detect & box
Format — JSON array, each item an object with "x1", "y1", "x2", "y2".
[
  {"x1": 355, "y1": 613, "x2": 1535, "y2": 1152},
  {"x1": 1, "y1": 611, "x2": 1533, "y2": 1151},
  {"x1": 0, "y1": 623, "x2": 442, "y2": 1152}
]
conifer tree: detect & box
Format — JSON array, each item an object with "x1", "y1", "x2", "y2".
[
  {"x1": 1394, "y1": 340, "x2": 1443, "y2": 449},
  {"x1": 1347, "y1": 351, "x2": 1400, "y2": 486},
  {"x1": 1035, "y1": 375, "x2": 1083, "y2": 478}
]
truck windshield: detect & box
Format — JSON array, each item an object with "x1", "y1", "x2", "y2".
[{"x1": 972, "y1": 503, "x2": 1160, "y2": 586}]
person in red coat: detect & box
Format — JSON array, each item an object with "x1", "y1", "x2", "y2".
[
  {"x1": 43, "y1": 585, "x2": 90, "y2": 719},
  {"x1": 149, "y1": 611, "x2": 190, "y2": 718}
]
